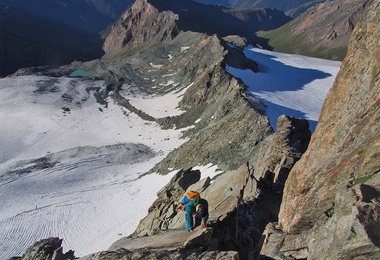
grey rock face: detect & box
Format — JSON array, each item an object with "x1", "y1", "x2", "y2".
[
  {"x1": 11, "y1": 237, "x2": 75, "y2": 260},
  {"x1": 84, "y1": 228, "x2": 238, "y2": 260}
]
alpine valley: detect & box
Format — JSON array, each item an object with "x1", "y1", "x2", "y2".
[{"x1": 0, "y1": 0, "x2": 379, "y2": 260}]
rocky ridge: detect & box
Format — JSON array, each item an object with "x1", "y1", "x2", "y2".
[{"x1": 260, "y1": 0, "x2": 380, "y2": 259}]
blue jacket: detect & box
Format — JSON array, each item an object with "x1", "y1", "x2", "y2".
[{"x1": 185, "y1": 198, "x2": 209, "y2": 231}]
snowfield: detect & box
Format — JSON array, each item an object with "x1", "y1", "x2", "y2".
[
  {"x1": 0, "y1": 76, "x2": 190, "y2": 258},
  {"x1": 226, "y1": 47, "x2": 341, "y2": 131},
  {"x1": 120, "y1": 83, "x2": 191, "y2": 119}
]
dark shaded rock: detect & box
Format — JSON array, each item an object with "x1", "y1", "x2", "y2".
[
  {"x1": 12, "y1": 237, "x2": 75, "y2": 260},
  {"x1": 0, "y1": 5, "x2": 103, "y2": 77},
  {"x1": 223, "y1": 43, "x2": 259, "y2": 72}
]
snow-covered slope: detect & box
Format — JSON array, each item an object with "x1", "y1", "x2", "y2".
[
  {"x1": 0, "y1": 76, "x2": 190, "y2": 258},
  {"x1": 226, "y1": 47, "x2": 341, "y2": 131}
]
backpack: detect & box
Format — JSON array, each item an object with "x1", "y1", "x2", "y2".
[
  {"x1": 186, "y1": 191, "x2": 200, "y2": 200},
  {"x1": 194, "y1": 198, "x2": 208, "y2": 218}
]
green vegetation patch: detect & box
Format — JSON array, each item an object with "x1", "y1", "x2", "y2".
[
  {"x1": 352, "y1": 175, "x2": 375, "y2": 185},
  {"x1": 257, "y1": 22, "x2": 346, "y2": 61}
]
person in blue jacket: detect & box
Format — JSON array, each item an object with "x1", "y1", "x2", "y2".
[{"x1": 177, "y1": 191, "x2": 209, "y2": 232}]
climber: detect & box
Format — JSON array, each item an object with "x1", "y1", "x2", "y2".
[{"x1": 176, "y1": 191, "x2": 209, "y2": 232}]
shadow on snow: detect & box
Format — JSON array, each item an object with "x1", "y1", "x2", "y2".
[{"x1": 227, "y1": 47, "x2": 332, "y2": 132}]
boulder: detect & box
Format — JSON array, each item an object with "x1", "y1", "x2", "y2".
[{"x1": 11, "y1": 237, "x2": 75, "y2": 260}]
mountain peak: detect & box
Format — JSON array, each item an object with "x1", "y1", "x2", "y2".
[{"x1": 103, "y1": 0, "x2": 179, "y2": 54}]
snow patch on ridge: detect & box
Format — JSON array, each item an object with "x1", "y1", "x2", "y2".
[
  {"x1": 193, "y1": 163, "x2": 224, "y2": 180},
  {"x1": 121, "y1": 84, "x2": 191, "y2": 119}
]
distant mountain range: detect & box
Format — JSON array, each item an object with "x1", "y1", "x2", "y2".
[
  {"x1": 0, "y1": 0, "x2": 135, "y2": 76},
  {"x1": 1, "y1": 0, "x2": 293, "y2": 76},
  {"x1": 257, "y1": 0, "x2": 369, "y2": 60},
  {"x1": 0, "y1": 0, "x2": 133, "y2": 32},
  {"x1": 194, "y1": 0, "x2": 325, "y2": 17},
  {"x1": 0, "y1": 5, "x2": 106, "y2": 77}
]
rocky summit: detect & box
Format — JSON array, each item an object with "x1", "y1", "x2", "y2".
[{"x1": 4, "y1": 0, "x2": 380, "y2": 259}]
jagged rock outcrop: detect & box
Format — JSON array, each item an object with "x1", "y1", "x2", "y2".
[
  {"x1": 258, "y1": 0, "x2": 369, "y2": 60},
  {"x1": 103, "y1": 0, "x2": 179, "y2": 54},
  {"x1": 235, "y1": 116, "x2": 311, "y2": 258},
  {"x1": 260, "y1": 1, "x2": 380, "y2": 259},
  {"x1": 250, "y1": 115, "x2": 311, "y2": 190},
  {"x1": 10, "y1": 237, "x2": 75, "y2": 260}
]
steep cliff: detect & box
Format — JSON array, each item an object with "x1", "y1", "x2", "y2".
[
  {"x1": 258, "y1": 0, "x2": 369, "y2": 60},
  {"x1": 260, "y1": 0, "x2": 380, "y2": 259}
]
